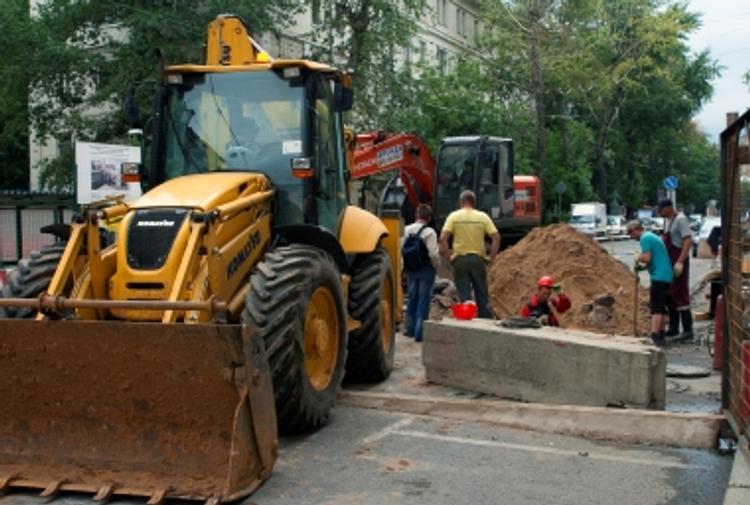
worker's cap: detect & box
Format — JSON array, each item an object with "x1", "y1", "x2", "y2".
[
  {"x1": 657, "y1": 198, "x2": 674, "y2": 211},
  {"x1": 626, "y1": 219, "x2": 643, "y2": 232},
  {"x1": 537, "y1": 276, "x2": 554, "y2": 288}
]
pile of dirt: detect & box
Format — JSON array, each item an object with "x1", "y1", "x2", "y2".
[{"x1": 488, "y1": 224, "x2": 650, "y2": 336}]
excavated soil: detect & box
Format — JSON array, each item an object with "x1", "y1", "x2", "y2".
[{"x1": 488, "y1": 224, "x2": 650, "y2": 336}]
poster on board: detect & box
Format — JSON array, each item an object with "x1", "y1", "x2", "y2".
[{"x1": 76, "y1": 141, "x2": 142, "y2": 204}]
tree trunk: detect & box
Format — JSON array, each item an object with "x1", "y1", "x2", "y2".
[
  {"x1": 594, "y1": 123, "x2": 608, "y2": 201},
  {"x1": 529, "y1": 8, "x2": 545, "y2": 177}
]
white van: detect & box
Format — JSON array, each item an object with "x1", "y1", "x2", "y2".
[{"x1": 570, "y1": 202, "x2": 607, "y2": 237}]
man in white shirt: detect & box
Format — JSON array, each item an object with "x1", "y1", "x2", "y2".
[{"x1": 402, "y1": 204, "x2": 440, "y2": 342}]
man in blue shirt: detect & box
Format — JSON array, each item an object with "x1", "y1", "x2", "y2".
[{"x1": 626, "y1": 220, "x2": 674, "y2": 346}]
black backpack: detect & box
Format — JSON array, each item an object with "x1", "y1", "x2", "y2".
[{"x1": 402, "y1": 225, "x2": 431, "y2": 271}]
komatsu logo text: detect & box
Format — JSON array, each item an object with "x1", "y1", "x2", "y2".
[
  {"x1": 137, "y1": 220, "x2": 175, "y2": 227},
  {"x1": 226, "y1": 230, "x2": 261, "y2": 279}
]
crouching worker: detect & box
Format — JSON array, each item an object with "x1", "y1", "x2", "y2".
[{"x1": 520, "y1": 276, "x2": 572, "y2": 326}]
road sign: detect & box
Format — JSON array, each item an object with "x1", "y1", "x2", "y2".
[
  {"x1": 663, "y1": 176, "x2": 678, "y2": 190},
  {"x1": 555, "y1": 182, "x2": 567, "y2": 194}
]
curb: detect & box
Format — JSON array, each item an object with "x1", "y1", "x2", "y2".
[
  {"x1": 724, "y1": 441, "x2": 750, "y2": 505},
  {"x1": 338, "y1": 390, "x2": 723, "y2": 449}
]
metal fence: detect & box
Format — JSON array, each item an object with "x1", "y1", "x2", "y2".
[
  {"x1": 0, "y1": 194, "x2": 75, "y2": 267},
  {"x1": 721, "y1": 110, "x2": 750, "y2": 440}
]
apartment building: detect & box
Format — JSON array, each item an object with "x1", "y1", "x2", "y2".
[{"x1": 261, "y1": 0, "x2": 482, "y2": 73}]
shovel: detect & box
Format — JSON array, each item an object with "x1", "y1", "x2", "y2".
[{"x1": 633, "y1": 270, "x2": 640, "y2": 337}]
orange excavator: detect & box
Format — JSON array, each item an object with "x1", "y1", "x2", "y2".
[
  {"x1": 350, "y1": 131, "x2": 435, "y2": 223},
  {"x1": 351, "y1": 131, "x2": 541, "y2": 244}
]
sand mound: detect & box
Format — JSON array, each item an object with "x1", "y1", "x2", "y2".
[{"x1": 488, "y1": 224, "x2": 650, "y2": 336}]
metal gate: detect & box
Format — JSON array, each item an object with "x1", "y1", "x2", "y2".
[
  {"x1": 0, "y1": 193, "x2": 75, "y2": 267},
  {"x1": 721, "y1": 110, "x2": 750, "y2": 440}
]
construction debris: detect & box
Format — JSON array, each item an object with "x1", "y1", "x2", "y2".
[{"x1": 488, "y1": 224, "x2": 650, "y2": 336}]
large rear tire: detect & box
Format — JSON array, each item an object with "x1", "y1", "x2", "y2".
[
  {"x1": 0, "y1": 242, "x2": 67, "y2": 318},
  {"x1": 242, "y1": 244, "x2": 347, "y2": 434},
  {"x1": 345, "y1": 247, "x2": 396, "y2": 382}
]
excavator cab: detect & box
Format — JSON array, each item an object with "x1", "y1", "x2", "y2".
[{"x1": 433, "y1": 136, "x2": 515, "y2": 229}]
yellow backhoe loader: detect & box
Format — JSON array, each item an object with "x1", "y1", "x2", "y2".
[{"x1": 0, "y1": 15, "x2": 400, "y2": 503}]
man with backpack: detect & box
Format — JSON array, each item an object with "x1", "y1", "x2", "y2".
[{"x1": 402, "y1": 204, "x2": 440, "y2": 342}]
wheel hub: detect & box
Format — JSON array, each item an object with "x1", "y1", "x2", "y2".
[{"x1": 304, "y1": 286, "x2": 339, "y2": 391}]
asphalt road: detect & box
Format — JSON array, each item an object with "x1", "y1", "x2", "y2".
[{"x1": 0, "y1": 406, "x2": 732, "y2": 505}]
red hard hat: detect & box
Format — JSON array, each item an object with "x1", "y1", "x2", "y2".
[{"x1": 537, "y1": 276, "x2": 554, "y2": 288}]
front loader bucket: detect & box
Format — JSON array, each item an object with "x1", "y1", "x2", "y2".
[{"x1": 0, "y1": 320, "x2": 277, "y2": 503}]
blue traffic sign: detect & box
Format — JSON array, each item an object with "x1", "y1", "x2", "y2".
[{"x1": 663, "y1": 176, "x2": 678, "y2": 190}]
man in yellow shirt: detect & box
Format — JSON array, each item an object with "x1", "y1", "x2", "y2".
[{"x1": 439, "y1": 190, "x2": 501, "y2": 318}]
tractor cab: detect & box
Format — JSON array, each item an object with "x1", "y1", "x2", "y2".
[
  {"x1": 151, "y1": 17, "x2": 352, "y2": 234},
  {"x1": 433, "y1": 136, "x2": 515, "y2": 229}
]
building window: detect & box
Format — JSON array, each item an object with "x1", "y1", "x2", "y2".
[
  {"x1": 457, "y1": 9, "x2": 467, "y2": 37},
  {"x1": 437, "y1": 0, "x2": 447, "y2": 26},
  {"x1": 474, "y1": 19, "x2": 481, "y2": 43},
  {"x1": 420, "y1": 41, "x2": 427, "y2": 62},
  {"x1": 437, "y1": 47, "x2": 447, "y2": 74}
]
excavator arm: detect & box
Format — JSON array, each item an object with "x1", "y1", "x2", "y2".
[{"x1": 351, "y1": 131, "x2": 435, "y2": 209}]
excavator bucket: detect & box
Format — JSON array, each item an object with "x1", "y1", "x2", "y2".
[{"x1": 0, "y1": 319, "x2": 277, "y2": 503}]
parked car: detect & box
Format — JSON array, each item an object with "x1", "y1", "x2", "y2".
[
  {"x1": 650, "y1": 217, "x2": 666, "y2": 235},
  {"x1": 607, "y1": 215, "x2": 626, "y2": 236},
  {"x1": 693, "y1": 217, "x2": 721, "y2": 257},
  {"x1": 689, "y1": 214, "x2": 703, "y2": 232}
]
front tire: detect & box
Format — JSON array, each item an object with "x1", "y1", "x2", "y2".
[
  {"x1": 242, "y1": 244, "x2": 347, "y2": 434},
  {"x1": 346, "y1": 247, "x2": 396, "y2": 382},
  {"x1": 0, "y1": 242, "x2": 67, "y2": 318}
]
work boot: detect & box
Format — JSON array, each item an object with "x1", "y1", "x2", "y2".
[
  {"x1": 665, "y1": 308, "x2": 680, "y2": 337},
  {"x1": 650, "y1": 332, "x2": 665, "y2": 346},
  {"x1": 676, "y1": 310, "x2": 694, "y2": 341}
]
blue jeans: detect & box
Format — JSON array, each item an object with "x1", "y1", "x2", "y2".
[{"x1": 405, "y1": 266, "x2": 436, "y2": 341}]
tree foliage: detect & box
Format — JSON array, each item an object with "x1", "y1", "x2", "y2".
[
  {"x1": 0, "y1": 0, "x2": 33, "y2": 189},
  {"x1": 304, "y1": 0, "x2": 427, "y2": 129},
  {"x1": 5, "y1": 0, "x2": 298, "y2": 190},
  {"x1": 1, "y1": 0, "x2": 723, "y2": 217},
  {"x1": 371, "y1": 0, "x2": 720, "y2": 216}
]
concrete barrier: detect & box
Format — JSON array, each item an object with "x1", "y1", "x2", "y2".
[
  {"x1": 423, "y1": 319, "x2": 666, "y2": 409},
  {"x1": 339, "y1": 391, "x2": 723, "y2": 449}
]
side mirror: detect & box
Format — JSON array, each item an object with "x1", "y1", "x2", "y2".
[{"x1": 333, "y1": 81, "x2": 353, "y2": 112}]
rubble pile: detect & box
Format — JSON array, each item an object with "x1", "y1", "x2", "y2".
[
  {"x1": 488, "y1": 224, "x2": 650, "y2": 336},
  {"x1": 429, "y1": 278, "x2": 457, "y2": 320}
]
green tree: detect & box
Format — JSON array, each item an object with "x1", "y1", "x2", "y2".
[
  {"x1": 21, "y1": 0, "x2": 299, "y2": 190},
  {"x1": 306, "y1": 0, "x2": 427, "y2": 129},
  {"x1": 0, "y1": 0, "x2": 33, "y2": 190},
  {"x1": 480, "y1": 0, "x2": 562, "y2": 176}
]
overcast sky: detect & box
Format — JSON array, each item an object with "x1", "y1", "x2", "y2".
[{"x1": 687, "y1": 0, "x2": 750, "y2": 141}]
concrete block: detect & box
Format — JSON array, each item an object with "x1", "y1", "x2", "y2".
[
  {"x1": 423, "y1": 319, "x2": 666, "y2": 409},
  {"x1": 339, "y1": 391, "x2": 723, "y2": 449},
  {"x1": 725, "y1": 444, "x2": 750, "y2": 505}
]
